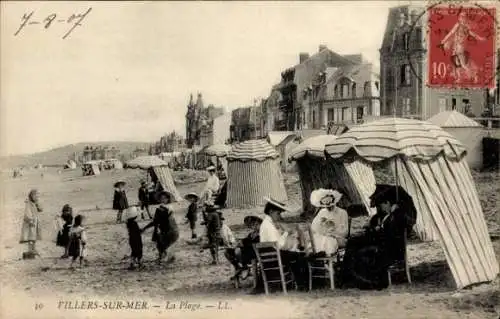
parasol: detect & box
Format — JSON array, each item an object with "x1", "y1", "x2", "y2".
[
  {"x1": 204, "y1": 144, "x2": 232, "y2": 157},
  {"x1": 125, "y1": 156, "x2": 168, "y2": 170}
]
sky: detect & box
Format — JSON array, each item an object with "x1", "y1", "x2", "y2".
[{"x1": 1, "y1": 1, "x2": 402, "y2": 156}]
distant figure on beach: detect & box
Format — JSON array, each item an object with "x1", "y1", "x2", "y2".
[
  {"x1": 20, "y1": 189, "x2": 43, "y2": 259},
  {"x1": 113, "y1": 181, "x2": 129, "y2": 223},
  {"x1": 184, "y1": 193, "x2": 200, "y2": 239},
  {"x1": 201, "y1": 166, "x2": 219, "y2": 204},
  {"x1": 125, "y1": 207, "x2": 143, "y2": 270},
  {"x1": 138, "y1": 180, "x2": 152, "y2": 220},
  {"x1": 68, "y1": 214, "x2": 88, "y2": 268},
  {"x1": 55, "y1": 204, "x2": 74, "y2": 258}
]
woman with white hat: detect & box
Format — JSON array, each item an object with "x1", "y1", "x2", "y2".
[
  {"x1": 309, "y1": 188, "x2": 349, "y2": 256},
  {"x1": 200, "y1": 166, "x2": 220, "y2": 204}
]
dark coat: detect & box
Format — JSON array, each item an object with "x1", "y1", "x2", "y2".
[
  {"x1": 113, "y1": 190, "x2": 129, "y2": 211},
  {"x1": 151, "y1": 205, "x2": 179, "y2": 251},
  {"x1": 186, "y1": 203, "x2": 198, "y2": 229},
  {"x1": 126, "y1": 218, "x2": 143, "y2": 259},
  {"x1": 138, "y1": 186, "x2": 150, "y2": 204}
]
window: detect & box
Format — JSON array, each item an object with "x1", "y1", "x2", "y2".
[
  {"x1": 438, "y1": 98, "x2": 447, "y2": 113},
  {"x1": 341, "y1": 84, "x2": 349, "y2": 98},
  {"x1": 302, "y1": 112, "x2": 306, "y2": 125},
  {"x1": 402, "y1": 98, "x2": 411, "y2": 116},
  {"x1": 341, "y1": 107, "x2": 348, "y2": 121},
  {"x1": 400, "y1": 64, "x2": 411, "y2": 85},
  {"x1": 352, "y1": 83, "x2": 357, "y2": 98},
  {"x1": 334, "y1": 85, "x2": 339, "y2": 97},
  {"x1": 357, "y1": 106, "x2": 364, "y2": 120},
  {"x1": 363, "y1": 82, "x2": 371, "y2": 97},
  {"x1": 463, "y1": 99, "x2": 471, "y2": 114},
  {"x1": 312, "y1": 110, "x2": 316, "y2": 126},
  {"x1": 327, "y1": 109, "x2": 334, "y2": 122},
  {"x1": 452, "y1": 98, "x2": 457, "y2": 110},
  {"x1": 375, "y1": 81, "x2": 379, "y2": 91}
]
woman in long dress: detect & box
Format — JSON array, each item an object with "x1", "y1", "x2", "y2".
[
  {"x1": 19, "y1": 189, "x2": 43, "y2": 259},
  {"x1": 309, "y1": 189, "x2": 349, "y2": 256}
]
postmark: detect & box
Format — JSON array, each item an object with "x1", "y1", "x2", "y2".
[{"x1": 427, "y1": 4, "x2": 496, "y2": 88}]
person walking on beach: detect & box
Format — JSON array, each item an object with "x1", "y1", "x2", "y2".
[
  {"x1": 142, "y1": 191, "x2": 179, "y2": 264},
  {"x1": 125, "y1": 206, "x2": 143, "y2": 270},
  {"x1": 68, "y1": 215, "x2": 88, "y2": 268},
  {"x1": 138, "y1": 180, "x2": 152, "y2": 220},
  {"x1": 113, "y1": 181, "x2": 129, "y2": 223},
  {"x1": 184, "y1": 193, "x2": 199, "y2": 239},
  {"x1": 55, "y1": 204, "x2": 74, "y2": 258},
  {"x1": 19, "y1": 189, "x2": 43, "y2": 259}
]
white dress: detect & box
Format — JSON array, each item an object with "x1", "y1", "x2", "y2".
[{"x1": 310, "y1": 207, "x2": 349, "y2": 255}]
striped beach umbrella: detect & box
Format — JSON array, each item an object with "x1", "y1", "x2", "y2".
[
  {"x1": 288, "y1": 134, "x2": 338, "y2": 161},
  {"x1": 324, "y1": 117, "x2": 466, "y2": 162},
  {"x1": 324, "y1": 117, "x2": 498, "y2": 289},
  {"x1": 226, "y1": 139, "x2": 287, "y2": 208},
  {"x1": 204, "y1": 144, "x2": 232, "y2": 157},
  {"x1": 125, "y1": 156, "x2": 168, "y2": 169}
]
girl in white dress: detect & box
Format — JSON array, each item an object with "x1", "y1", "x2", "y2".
[{"x1": 309, "y1": 189, "x2": 349, "y2": 256}]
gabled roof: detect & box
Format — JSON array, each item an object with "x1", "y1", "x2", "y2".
[{"x1": 427, "y1": 111, "x2": 482, "y2": 128}]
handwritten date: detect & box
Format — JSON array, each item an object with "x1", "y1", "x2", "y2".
[{"x1": 14, "y1": 8, "x2": 92, "y2": 39}]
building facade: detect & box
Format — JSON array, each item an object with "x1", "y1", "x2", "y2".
[
  {"x1": 185, "y1": 93, "x2": 224, "y2": 148},
  {"x1": 229, "y1": 105, "x2": 265, "y2": 142},
  {"x1": 380, "y1": 6, "x2": 486, "y2": 120},
  {"x1": 302, "y1": 58, "x2": 380, "y2": 128},
  {"x1": 274, "y1": 45, "x2": 378, "y2": 131},
  {"x1": 82, "y1": 145, "x2": 120, "y2": 162}
]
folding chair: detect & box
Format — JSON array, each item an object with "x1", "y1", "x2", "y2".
[
  {"x1": 306, "y1": 225, "x2": 336, "y2": 291},
  {"x1": 387, "y1": 229, "x2": 412, "y2": 286},
  {"x1": 253, "y1": 242, "x2": 296, "y2": 295}
]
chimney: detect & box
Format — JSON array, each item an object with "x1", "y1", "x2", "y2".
[
  {"x1": 318, "y1": 44, "x2": 327, "y2": 52},
  {"x1": 299, "y1": 52, "x2": 310, "y2": 63}
]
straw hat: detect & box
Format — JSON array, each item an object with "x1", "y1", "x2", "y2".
[
  {"x1": 114, "y1": 181, "x2": 126, "y2": 188},
  {"x1": 263, "y1": 197, "x2": 288, "y2": 214},
  {"x1": 310, "y1": 188, "x2": 343, "y2": 208},
  {"x1": 207, "y1": 166, "x2": 216, "y2": 172},
  {"x1": 124, "y1": 206, "x2": 139, "y2": 220},
  {"x1": 184, "y1": 193, "x2": 199, "y2": 202}
]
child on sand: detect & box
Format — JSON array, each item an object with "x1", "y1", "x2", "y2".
[
  {"x1": 125, "y1": 206, "x2": 143, "y2": 270},
  {"x1": 204, "y1": 203, "x2": 223, "y2": 265},
  {"x1": 56, "y1": 204, "x2": 74, "y2": 258},
  {"x1": 184, "y1": 193, "x2": 199, "y2": 239},
  {"x1": 142, "y1": 191, "x2": 179, "y2": 264},
  {"x1": 68, "y1": 215, "x2": 88, "y2": 268}
]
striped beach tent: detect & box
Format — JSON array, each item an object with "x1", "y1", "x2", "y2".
[
  {"x1": 226, "y1": 139, "x2": 287, "y2": 208},
  {"x1": 325, "y1": 117, "x2": 499, "y2": 289},
  {"x1": 125, "y1": 156, "x2": 182, "y2": 202},
  {"x1": 288, "y1": 134, "x2": 377, "y2": 216}
]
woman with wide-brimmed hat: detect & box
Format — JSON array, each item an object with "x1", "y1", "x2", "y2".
[
  {"x1": 309, "y1": 188, "x2": 349, "y2": 256},
  {"x1": 19, "y1": 189, "x2": 43, "y2": 259},
  {"x1": 113, "y1": 181, "x2": 129, "y2": 223}
]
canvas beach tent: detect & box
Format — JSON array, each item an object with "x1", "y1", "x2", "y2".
[
  {"x1": 267, "y1": 131, "x2": 299, "y2": 171},
  {"x1": 125, "y1": 156, "x2": 182, "y2": 202},
  {"x1": 204, "y1": 144, "x2": 231, "y2": 173},
  {"x1": 324, "y1": 117, "x2": 499, "y2": 289},
  {"x1": 226, "y1": 139, "x2": 287, "y2": 208},
  {"x1": 65, "y1": 160, "x2": 77, "y2": 169},
  {"x1": 428, "y1": 110, "x2": 485, "y2": 169},
  {"x1": 83, "y1": 161, "x2": 101, "y2": 176},
  {"x1": 288, "y1": 134, "x2": 377, "y2": 216}
]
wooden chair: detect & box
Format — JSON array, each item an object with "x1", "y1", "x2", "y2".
[
  {"x1": 306, "y1": 226, "x2": 336, "y2": 291},
  {"x1": 253, "y1": 242, "x2": 296, "y2": 295},
  {"x1": 306, "y1": 217, "x2": 352, "y2": 291},
  {"x1": 387, "y1": 229, "x2": 412, "y2": 286}
]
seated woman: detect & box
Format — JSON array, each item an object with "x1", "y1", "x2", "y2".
[
  {"x1": 308, "y1": 189, "x2": 349, "y2": 256},
  {"x1": 341, "y1": 187, "x2": 408, "y2": 290}
]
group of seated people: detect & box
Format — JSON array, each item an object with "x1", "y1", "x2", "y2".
[{"x1": 224, "y1": 184, "x2": 416, "y2": 292}]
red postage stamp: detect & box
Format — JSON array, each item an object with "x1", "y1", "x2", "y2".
[{"x1": 427, "y1": 5, "x2": 496, "y2": 88}]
